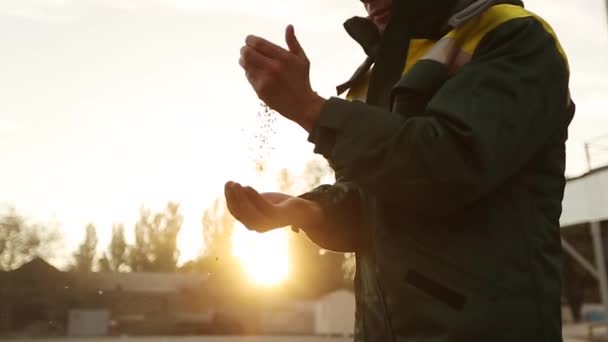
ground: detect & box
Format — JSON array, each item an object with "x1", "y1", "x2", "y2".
[
  {"x1": 6, "y1": 324, "x2": 608, "y2": 342},
  {"x1": 8, "y1": 337, "x2": 352, "y2": 342},
  {"x1": 3, "y1": 334, "x2": 601, "y2": 342}
]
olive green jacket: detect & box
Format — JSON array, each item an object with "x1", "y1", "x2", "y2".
[{"x1": 299, "y1": 1, "x2": 574, "y2": 341}]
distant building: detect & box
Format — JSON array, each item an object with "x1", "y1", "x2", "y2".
[
  {"x1": 0, "y1": 258, "x2": 356, "y2": 338},
  {"x1": 560, "y1": 166, "x2": 608, "y2": 322},
  {"x1": 255, "y1": 289, "x2": 355, "y2": 337},
  {"x1": 314, "y1": 290, "x2": 355, "y2": 337},
  {"x1": 0, "y1": 258, "x2": 212, "y2": 337},
  {"x1": 561, "y1": 166, "x2": 608, "y2": 229},
  {"x1": 258, "y1": 296, "x2": 316, "y2": 335},
  {"x1": 74, "y1": 270, "x2": 212, "y2": 336},
  {"x1": 0, "y1": 258, "x2": 74, "y2": 337},
  {"x1": 67, "y1": 309, "x2": 110, "y2": 337}
]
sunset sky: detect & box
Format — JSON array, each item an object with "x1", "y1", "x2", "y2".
[{"x1": 1, "y1": 0, "x2": 607, "y2": 267}]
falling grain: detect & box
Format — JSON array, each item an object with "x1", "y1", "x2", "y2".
[{"x1": 246, "y1": 103, "x2": 277, "y2": 175}]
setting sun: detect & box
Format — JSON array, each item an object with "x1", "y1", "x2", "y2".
[{"x1": 231, "y1": 223, "x2": 290, "y2": 286}]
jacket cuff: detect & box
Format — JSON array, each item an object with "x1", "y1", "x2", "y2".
[
  {"x1": 307, "y1": 97, "x2": 353, "y2": 158},
  {"x1": 307, "y1": 97, "x2": 404, "y2": 169},
  {"x1": 296, "y1": 183, "x2": 362, "y2": 234}
]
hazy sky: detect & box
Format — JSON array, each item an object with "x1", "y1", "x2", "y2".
[{"x1": 1, "y1": 0, "x2": 607, "y2": 264}]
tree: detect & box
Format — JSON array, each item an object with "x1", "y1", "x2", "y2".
[
  {"x1": 199, "y1": 198, "x2": 244, "y2": 279},
  {"x1": 0, "y1": 208, "x2": 59, "y2": 271},
  {"x1": 98, "y1": 224, "x2": 128, "y2": 272},
  {"x1": 129, "y1": 209, "x2": 153, "y2": 272},
  {"x1": 150, "y1": 202, "x2": 182, "y2": 272},
  {"x1": 128, "y1": 202, "x2": 183, "y2": 272},
  {"x1": 72, "y1": 223, "x2": 98, "y2": 272},
  {"x1": 98, "y1": 254, "x2": 111, "y2": 272},
  {"x1": 203, "y1": 198, "x2": 236, "y2": 261}
]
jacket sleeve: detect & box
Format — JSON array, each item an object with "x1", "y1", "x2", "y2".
[
  {"x1": 308, "y1": 17, "x2": 572, "y2": 216},
  {"x1": 296, "y1": 182, "x2": 364, "y2": 253}
]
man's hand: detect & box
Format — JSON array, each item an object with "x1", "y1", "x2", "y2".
[
  {"x1": 239, "y1": 25, "x2": 325, "y2": 132},
  {"x1": 224, "y1": 181, "x2": 324, "y2": 233}
]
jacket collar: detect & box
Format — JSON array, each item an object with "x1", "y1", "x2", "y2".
[{"x1": 337, "y1": 0, "x2": 524, "y2": 96}]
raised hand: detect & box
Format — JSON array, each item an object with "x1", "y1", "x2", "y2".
[{"x1": 239, "y1": 25, "x2": 325, "y2": 132}]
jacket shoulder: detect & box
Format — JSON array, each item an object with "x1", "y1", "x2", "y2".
[{"x1": 448, "y1": 4, "x2": 568, "y2": 67}]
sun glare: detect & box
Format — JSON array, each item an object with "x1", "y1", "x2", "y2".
[{"x1": 231, "y1": 223, "x2": 289, "y2": 286}]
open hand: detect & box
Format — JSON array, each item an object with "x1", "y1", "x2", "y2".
[
  {"x1": 224, "y1": 181, "x2": 323, "y2": 233},
  {"x1": 239, "y1": 25, "x2": 325, "y2": 132}
]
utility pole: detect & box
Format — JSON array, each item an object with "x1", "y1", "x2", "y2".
[{"x1": 585, "y1": 142, "x2": 592, "y2": 172}]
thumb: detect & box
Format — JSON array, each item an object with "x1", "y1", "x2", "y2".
[{"x1": 285, "y1": 24, "x2": 307, "y2": 59}]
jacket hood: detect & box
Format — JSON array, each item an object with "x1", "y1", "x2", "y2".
[
  {"x1": 389, "y1": 0, "x2": 460, "y2": 39},
  {"x1": 343, "y1": 0, "x2": 524, "y2": 54},
  {"x1": 393, "y1": 0, "x2": 524, "y2": 37},
  {"x1": 339, "y1": 0, "x2": 524, "y2": 104}
]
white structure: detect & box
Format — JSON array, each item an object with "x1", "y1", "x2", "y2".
[
  {"x1": 67, "y1": 309, "x2": 110, "y2": 337},
  {"x1": 561, "y1": 166, "x2": 608, "y2": 318},
  {"x1": 314, "y1": 289, "x2": 356, "y2": 337},
  {"x1": 561, "y1": 166, "x2": 608, "y2": 227}
]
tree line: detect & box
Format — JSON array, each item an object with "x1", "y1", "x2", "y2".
[
  {"x1": 1, "y1": 158, "x2": 353, "y2": 296},
  {"x1": 71, "y1": 202, "x2": 182, "y2": 274}
]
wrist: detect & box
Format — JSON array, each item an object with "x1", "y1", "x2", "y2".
[
  {"x1": 298, "y1": 93, "x2": 325, "y2": 133},
  {"x1": 296, "y1": 200, "x2": 325, "y2": 234},
  {"x1": 308, "y1": 200, "x2": 325, "y2": 228}
]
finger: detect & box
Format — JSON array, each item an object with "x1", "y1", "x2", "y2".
[
  {"x1": 224, "y1": 181, "x2": 233, "y2": 210},
  {"x1": 246, "y1": 35, "x2": 290, "y2": 61},
  {"x1": 224, "y1": 182, "x2": 241, "y2": 220},
  {"x1": 233, "y1": 184, "x2": 270, "y2": 232},
  {"x1": 227, "y1": 183, "x2": 254, "y2": 226},
  {"x1": 285, "y1": 25, "x2": 307, "y2": 59},
  {"x1": 242, "y1": 64, "x2": 263, "y2": 86},
  {"x1": 240, "y1": 45, "x2": 274, "y2": 70}
]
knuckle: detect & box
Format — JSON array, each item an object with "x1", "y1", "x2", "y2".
[{"x1": 271, "y1": 60, "x2": 285, "y2": 74}]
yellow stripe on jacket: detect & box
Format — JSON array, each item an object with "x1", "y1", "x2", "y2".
[{"x1": 346, "y1": 4, "x2": 569, "y2": 102}]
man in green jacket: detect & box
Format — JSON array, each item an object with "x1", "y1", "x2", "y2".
[{"x1": 226, "y1": 0, "x2": 575, "y2": 340}]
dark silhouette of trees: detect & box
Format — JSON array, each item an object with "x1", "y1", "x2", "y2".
[
  {"x1": 0, "y1": 207, "x2": 59, "y2": 271},
  {"x1": 72, "y1": 223, "x2": 98, "y2": 272},
  {"x1": 202, "y1": 198, "x2": 236, "y2": 264},
  {"x1": 128, "y1": 202, "x2": 182, "y2": 272},
  {"x1": 181, "y1": 198, "x2": 242, "y2": 279},
  {"x1": 98, "y1": 224, "x2": 128, "y2": 272}
]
